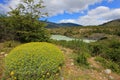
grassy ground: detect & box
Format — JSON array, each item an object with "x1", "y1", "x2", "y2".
[
  {"x1": 0, "y1": 41, "x2": 120, "y2": 80},
  {"x1": 59, "y1": 46, "x2": 120, "y2": 80}
]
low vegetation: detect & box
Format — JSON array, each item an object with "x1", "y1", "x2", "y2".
[
  {"x1": 51, "y1": 40, "x2": 91, "y2": 67},
  {"x1": 90, "y1": 39, "x2": 120, "y2": 66},
  {"x1": 95, "y1": 56, "x2": 120, "y2": 73},
  {"x1": 4, "y1": 42, "x2": 64, "y2": 80},
  {"x1": 49, "y1": 25, "x2": 120, "y2": 38},
  {"x1": 51, "y1": 38, "x2": 120, "y2": 74}
]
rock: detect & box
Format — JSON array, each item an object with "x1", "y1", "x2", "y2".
[
  {"x1": 104, "y1": 69, "x2": 111, "y2": 74},
  {"x1": 100, "y1": 77, "x2": 102, "y2": 80},
  {"x1": 85, "y1": 33, "x2": 107, "y2": 40},
  {"x1": 90, "y1": 65, "x2": 93, "y2": 67},
  {"x1": 61, "y1": 77, "x2": 64, "y2": 80},
  {"x1": 5, "y1": 54, "x2": 8, "y2": 57},
  {"x1": 109, "y1": 75, "x2": 114, "y2": 80},
  {"x1": 71, "y1": 62, "x2": 74, "y2": 66},
  {"x1": 103, "y1": 77, "x2": 106, "y2": 79},
  {"x1": 0, "y1": 52, "x2": 5, "y2": 55}
]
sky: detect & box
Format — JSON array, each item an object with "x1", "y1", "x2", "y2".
[{"x1": 0, "y1": 0, "x2": 120, "y2": 26}]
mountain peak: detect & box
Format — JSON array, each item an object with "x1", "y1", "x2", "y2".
[{"x1": 45, "y1": 22, "x2": 82, "y2": 28}]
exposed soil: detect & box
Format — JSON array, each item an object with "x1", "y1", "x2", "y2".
[
  {"x1": 60, "y1": 46, "x2": 120, "y2": 80},
  {"x1": 0, "y1": 54, "x2": 4, "y2": 79}
]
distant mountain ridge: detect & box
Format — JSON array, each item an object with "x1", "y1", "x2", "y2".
[
  {"x1": 45, "y1": 22, "x2": 82, "y2": 28},
  {"x1": 44, "y1": 19, "x2": 120, "y2": 28},
  {"x1": 58, "y1": 23, "x2": 81, "y2": 27},
  {"x1": 101, "y1": 19, "x2": 120, "y2": 26}
]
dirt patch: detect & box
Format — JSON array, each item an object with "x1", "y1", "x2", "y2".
[
  {"x1": 0, "y1": 54, "x2": 4, "y2": 79},
  {"x1": 88, "y1": 57, "x2": 102, "y2": 69},
  {"x1": 60, "y1": 47, "x2": 120, "y2": 80}
]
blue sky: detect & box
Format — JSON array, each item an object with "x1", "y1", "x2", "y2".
[
  {"x1": 46, "y1": 0, "x2": 120, "y2": 25},
  {"x1": 0, "y1": 0, "x2": 120, "y2": 25},
  {"x1": 47, "y1": 0, "x2": 120, "y2": 23}
]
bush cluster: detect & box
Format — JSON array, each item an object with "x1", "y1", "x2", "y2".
[
  {"x1": 52, "y1": 39, "x2": 120, "y2": 72},
  {"x1": 51, "y1": 40, "x2": 90, "y2": 67},
  {"x1": 95, "y1": 57, "x2": 120, "y2": 73},
  {"x1": 5, "y1": 42, "x2": 64, "y2": 80},
  {"x1": 90, "y1": 39, "x2": 120, "y2": 66},
  {"x1": 76, "y1": 53, "x2": 89, "y2": 66}
]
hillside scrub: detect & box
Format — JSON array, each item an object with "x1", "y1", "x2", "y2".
[
  {"x1": 95, "y1": 56, "x2": 120, "y2": 74},
  {"x1": 51, "y1": 40, "x2": 91, "y2": 67},
  {"x1": 51, "y1": 38, "x2": 120, "y2": 73},
  {"x1": 49, "y1": 25, "x2": 120, "y2": 38},
  {"x1": 4, "y1": 42, "x2": 64, "y2": 80},
  {"x1": 89, "y1": 39, "x2": 120, "y2": 65},
  {"x1": 89, "y1": 39, "x2": 120, "y2": 73}
]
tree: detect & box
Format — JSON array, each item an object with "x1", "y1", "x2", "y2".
[
  {"x1": 8, "y1": 0, "x2": 50, "y2": 42},
  {"x1": 0, "y1": 14, "x2": 15, "y2": 41},
  {"x1": 0, "y1": 14, "x2": 6, "y2": 41}
]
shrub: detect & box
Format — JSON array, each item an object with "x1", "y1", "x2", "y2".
[
  {"x1": 92, "y1": 40, "x2": 120, "y2": 66},
  {"x1": 76, "y1": 53, "x2": 89, "y2": 67},
  {"x1": 95, "y1": 56, "x2": 120, "y2": 73},
  {"x1": 51, "y1": 40, "x2": 89, "y2": 51},
  {"x1": 90, "y1": 43, "x2": 105, "y2": 56},
  {"x1": 5, "y1": 42, "x2": 64, "y2": 80},
  {"x1": 51, "y1": 40, "x2": 90, "y2": 67},
  {"x1": 105, "y1": 49, "x2": 120, "y2": 65},
  {"x1": 95, "y1": 56, "x2": 107, "y2": 64}
]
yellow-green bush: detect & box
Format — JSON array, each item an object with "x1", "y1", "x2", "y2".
[{"x1": 5, "y1": 42, "x2": 64, "y2": 80}]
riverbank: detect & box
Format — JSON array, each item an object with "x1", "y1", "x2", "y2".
[{"x1": 51, "y1": 35, "x2": 97, "y2": 43}]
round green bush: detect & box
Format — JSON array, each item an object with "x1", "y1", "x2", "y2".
[{"x1": 5, "y1": 42, "x2": 64, "y2": 80}]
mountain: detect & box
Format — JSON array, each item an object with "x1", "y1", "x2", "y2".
[
  {"x1": 101, "y1": 19, "x2": 120, "y2": 26},
  {"x1": 45, "y1": 22, "x2": 82, "y2": 28},
  {"x1": 45, "y1": 22, "x2": 60, "y2": 28},
  {"x1": 58, "y1": 23, "x2": 81, "y2": 27},
  {"x1": 45, "y1": 19, "x2": 120, "y2": 28}
]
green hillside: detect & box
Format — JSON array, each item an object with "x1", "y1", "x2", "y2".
[
  {"x1": 49, "y1": 19, "x2": 120, "y2": 39},
  {"x1": 101, "y1": 19, "x2": 120, "y2": 27}
]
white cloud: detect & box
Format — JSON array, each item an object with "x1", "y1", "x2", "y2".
[
  {"x1": 0, "y1": 0, "x2": 21, "y2": 13},
  {"x1": 88, "y1": 6, "x2": 110, "y2": 16},
  {"x1": 0, "y1": 0, "x2": 102, "y2": 15},
  {"x1": 59, "y1": 6, "x2": 120, "y2": 26},
  {"x1": 59, "y1": 19, "x2": 76, "y2": 23},
  {"x1": 107, "y1": 0, "x2": 114, "y2": 3},
  {"x1": 43, "y1": 0, "x2": 102, "y2": 16},
  {"x1": 0, "y1": 0, "x2": 119, "y2": 26}
]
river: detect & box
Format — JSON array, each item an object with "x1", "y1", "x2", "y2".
[{"x1": 51, "y1": 35, "x2": 97, "y2": 43}]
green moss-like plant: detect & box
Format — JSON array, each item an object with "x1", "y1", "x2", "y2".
[{"x1": 5, "y1": 42, "x2": 64, "y2": 80}]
